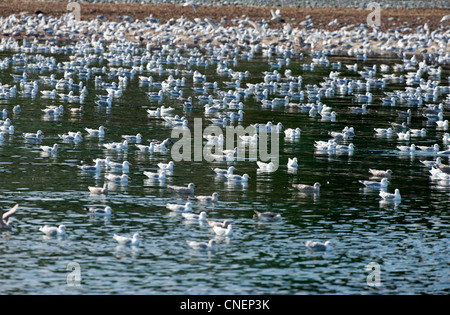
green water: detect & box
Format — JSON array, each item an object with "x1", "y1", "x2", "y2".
[{"x1": 0, "y1": 46, "x2": 448, "y2": 294}]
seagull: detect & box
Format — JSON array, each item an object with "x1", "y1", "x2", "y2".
[
  {"x1": 181, "y1": 211, "x2": 207, "y2": 221},
  {"x1": 417, "y1": 144, "x2": 440, "y2": 153},
  {"x1": 183, "y1": 0, "x2": 197, "y2": 13},
  {"x1": 270, "y1": 8, "x2": 282, "y2": 21},
  {"x1": 206, "y1": 219, "x2": 230, "y2": 229},
  {"x1": 105, "y1": 174, "x2": 129, "y2": 183},
  {"x1": 88, "y1": 183, "x2": 108, "y2": 195},
  {"x1": 284, "y1": 128, "x2": 301, "y2": 138},
  {"x1": 204, "y1": 17, "x2": 219, "y2": 32},
  {"x1": 435, "y1": 163, "x2": 450, "y2": 174},
  {"x1": 212, "y1": 166, "x2": 235, "y2": 176},
  {"x1": 86, "y1": 206, "x2": 113, "y2": 217},
  {"x1": 369, "y1": 169, "x2": 393, "y2": 178},
  {"x1": 143, "y1": 170, "x2": 166, "y2": 180},
  {"x1": 107, "y1": 160, "x2": 130, "y2": 172},
  {"x1": 359, "y1": 178, "x2": 389, "y2": 190},
  {"x1": 195, "y1": 192, "x2": 219, "y2": 203},
  {"x1": 213, "y1": 224, "x2": 233, "y2": 236},
  {"x1": 287, "y1": 157, "x2": 298, "y2": 168},
  {"x1": 335, "y1": 143, "x2": 354, "y2": 153},
  {"x1": 79, "y1": 160, "x2": 102, "y2": 173},
  {"x1": 186, "y1": 239, "x2": 216, "y2": 250},
  {"x1": 225, "y1": 173, "x2": 250, "y2": 182},
  {"x1": 122, "y1": 133, "x2": 142, "y2": 143},
  {"x1": 257, "y1": 161, "x2": 276, "y2": 172},
  {"x1": 40, "y1": 143, "x2": 59, "y2": 154},
  {"x1": 374, "y1": 127, "x2": 393, "y2": 135},
  {"x1": 0, "y1": 204, "x2": 19, "y2": 229},
  {"x1": 85, "y1": 126, "x2": 106, "y2": 137},
  {"x1": 397, "y1": 144, "x2": 416, "y2": 153},
  {"x1": 440, "y1": 14, "x2": 450, "y2": 22},
  {"x1": 305, "y1": 240, "x2": 333, "y2": 251},
  {"x1": 23, "y1": 130, "x2": 43, "y2": 141},
  {"x1": 39, "y1": 225, "x2": 66, "y2": 237},
  {"x1": 59, "y1": 131, "x2": 82, "y2": 143},
  {"x1": 113, "y1": 233, "x2": 141, "y2": 246},
  {"x1": 397, "y1": 109, "x2": 412, "y2": 119},
  {"x1": 103, "y1": 140, "x2": 128, "y2": 151},
  {"x1": 292, "y1": 182, "x2": 321, "y2": 193},
  {"x1": 158, "y1": 161, "x2": 174, "y2": 171},
  {"x1": 168, "y1": 183, "x2": 196, "y2": 194},
  {"x1": 379, "y1": 189, "x2": 401, "y2": 201},
  {"x1": 136, "y1": 143, "x2": 155, "y2": 153},
  {"x1": 166, "y1": 202, "x2": 193, "y2": 212},
  {"x1": 253, "y1": 210, "x2": 281, "y2": 221},
  {"x1": 421, "y1": 157, "x2": 442, "y2": 168},
  {"x1": 70, "y1": 105, "x2": 85, "y2": 114}
]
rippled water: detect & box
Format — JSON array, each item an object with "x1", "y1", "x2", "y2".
[{"x1": 0, "y1": 47, "x2": 449, "y2": 295}]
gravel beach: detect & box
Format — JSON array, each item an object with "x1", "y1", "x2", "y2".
[{"x1": 0, "y1": 1, "x2": 449, "y2": 32}]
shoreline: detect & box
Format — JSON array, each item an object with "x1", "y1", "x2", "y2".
[
  {"x1": 0, "y1": 1, "x2": 449, "y2": 57},
  {"x1": 0, "y1": 1, "x2": 449, "y2": 31}
]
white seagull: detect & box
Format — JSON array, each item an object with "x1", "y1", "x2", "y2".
[
  {"x1": 113, "y1": 233, "x2": 141, "y2": 246},
  {"x1": 39, "y1": 225, "x2": 66, "y2": 237}
]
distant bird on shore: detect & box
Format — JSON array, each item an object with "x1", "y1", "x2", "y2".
[
  {"x1": 183, "y1": 1, "x2": 197, "y2": 13},
  {"x1": 440, "y1": 14, "x2": 450, "y2": 22},
  {"x1": 270, "y1": 8, "x2": 284, "y2": 22}
]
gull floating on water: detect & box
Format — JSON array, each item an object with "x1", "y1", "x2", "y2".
[
  {"x1": 79, "y1": 160, "x2": 102, "y2": 173},
  {"x1": 105, "y1": 174, "x2": 129, "y2": 183},
  {"x1": 168, "y1": 183, "x2": 195, "y2": 194},
  {"x1": 23, "y1": 130, "x2": 43, "y2": 141},
  {"x1": 212, "y1": 166, "x2": 235, "y2": 176},
  {"x1": 195, "y1": 192, "x2": 219, "y2": 203},
  {"x1": 359, "y1": 178, "x2": 389, "y2": 190},
  {"x1": 85, "y1": 126, "x2": 105, "y2": 137},
  {"x1": 88, "y1": 183, "x2": 108, "y2": 195},
  {"x1": 166, "y1": 202, "x2": 193, "y2": 212},
  {"x1": 182, "y1": 211, "x2": 207, "y2": 221},
  {"x1": 225, "y1": 173, "x2": 250, "y2": 182},
  {"x1": 292, "y1": 182, "x2": 321, "y2": 193},
  {"x1": 257, "y1": 161, "x2": 275, "y2": 172},
  {"x1": 39, "y1": 225, "x2": 66, "y2": 237},
  {"x1": 287, "y1": 157, "x2": 298, "y2": 168},
  {"x1": 113, "y1": 233, "x2": 140, "y2": 246},
  {"x1": 253, "y1": 210, "x2": 281, "y2": 221},
  {"x1": 417, "y1": 144, "x2": 440, "y2": 153},
  {"x1": 86, "y1": 206, "x2": 113, "y2": 217},
  {"x1": 107, "y1": 160, "x2": 130, "y2": 172},
  {"x1": 206, "y1": 219, "x2": 231, "y2": 229},
  {"x1": 369, "y1": 169, "x2": 393, "y2": 178},
  {"x1": 186, "y1": 239, "x2": 216, "y2": 250},
  {"x1": 158, "y1": 161, "x2": 174, "y2": 171},
  {"x1": 397, "y1": 144, "x2": 416, "y2": 153},
  {"x1": 40, "y1": 143, "x2": 58, "y2": 155},
  {"x1": 379, "y1": 189, "x2": 401, "y2": 202},
  {"x1": 143, "y1": 170, "x2": 166, "y2": 180},
  {"x1": 284, "y1": 128, "x2": 301, "y2": 138},
  {"x1": 213, "y1": 224, "x2": 233, "y2": 236},
  {"x1": 122, "y1": 133, "x2": 142, "y2": 143},
  {"x1": 0, "y1": 204, "x2": 19, "y2": 229},
  {"x1": 305, "y1": 240, "x2": 333, "y2": 251}
]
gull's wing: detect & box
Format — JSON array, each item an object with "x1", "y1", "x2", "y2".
[{"x1": 2, "y1": 204, "x2": 19, "y2": 221}]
